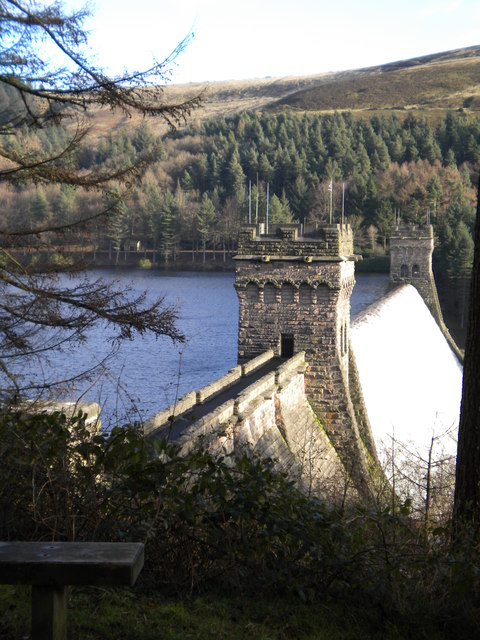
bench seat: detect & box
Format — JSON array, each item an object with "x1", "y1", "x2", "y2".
[
  {"x1": 0, "y1": 541, "x2": 144, "y2": 640},
  {"x1": 0, "y1": 541, "x2": 144, "y2": 586}
]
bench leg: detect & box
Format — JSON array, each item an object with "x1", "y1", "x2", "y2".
[{"x1": 31, "y1": 585, "x2": 67, "y2": 640}]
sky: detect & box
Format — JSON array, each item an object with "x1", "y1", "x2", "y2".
[{"x1": 70, "y1": 0, "x2": 480, "y2": 84}]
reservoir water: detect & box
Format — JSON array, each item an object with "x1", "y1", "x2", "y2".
[{"x1": 9, "y1": 270, "x2": 391, "y2": 427}]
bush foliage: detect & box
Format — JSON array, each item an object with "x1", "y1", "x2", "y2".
[{"x1": 1, "y1": 408, "x2": 479, "y2": 636}]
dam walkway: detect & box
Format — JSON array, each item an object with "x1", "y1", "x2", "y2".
[{"x1": 144, "y1": 350, "x2": 284, "y2": 442}]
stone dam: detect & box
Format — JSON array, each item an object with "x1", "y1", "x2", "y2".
[{"x1": 145, "y1": 223, "x2": 463, "y2": 503}]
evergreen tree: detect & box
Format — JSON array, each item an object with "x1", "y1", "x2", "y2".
[
  {"x1": 145, "y1": 183, "x2": 163, "y2": 258},
  {"x1": 197, "y1": 193, "x2": 216, "y2": 263},
  {"x1": 31, "y1": 189, "x2": 52, "y2": 225},
  {"x1": 108, "y1": 194, "x2": 129, "y2": 266},
  {"x1": 158, "y1": 190, "x2": 177, "y2": 263},
  {"x1": 226, "y1": 151, "x2": 246, "y2": 197},
  {"x1": 289, "y1": 175, "x2": 310, "y2": 223},
  {"x1": 268, "y1": 193, "x2": 293, "y2": 225},
  {"x1": 374, "y1": 199, "x2": 394, "y2": 250}
]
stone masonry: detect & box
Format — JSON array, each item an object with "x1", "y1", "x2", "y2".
[
  {"x1": 234, "y1": 223, "x2": 378, "y2": 499},
  {"x1": 149, "y1": 352, "x2": 354, "y2": 502},
  {"x1": 390, "y1": 224, "x2": 440, "y2": 319},
  {"x1": 390, "y1": 224, "x2": 463, "y2": 361}
]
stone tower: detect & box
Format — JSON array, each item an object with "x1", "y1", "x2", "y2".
[
  {"x1": 389, "y1": 223, "x2": 463, "y2": 361},
  {"x1": 234, "y1": 223, "x2": 377, "y2": 494},
  {"x1": 389, "y1": 224, "x2": 443, "y2": 324}
]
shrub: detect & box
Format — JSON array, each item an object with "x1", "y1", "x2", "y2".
[
  {"x1": 0, "y1": 408, "x2": 479, "y2": 635},
  {"x1": 49, "y1": 252, "x2": 74, "y2": 268},
  {"x1": 138, "y1": 258, "x2": 152, "y2": 269}
]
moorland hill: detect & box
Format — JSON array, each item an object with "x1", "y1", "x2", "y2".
[{"x1": 86, "y1": 44, "x2": 480, "y2": 137}]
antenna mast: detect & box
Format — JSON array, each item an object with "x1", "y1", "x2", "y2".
[
  {"x1": 255, "y1": 173, "x2": 259, "y2": 224},
  {"x1": 266, "y1": 183, "x2": 270, "y2": 234},
  {"x1": 248, "y1": 180, "x2": 252, "y2": 224},
  {"x1": 328, "y1": 179, "x2": 333, "y2": 224}
]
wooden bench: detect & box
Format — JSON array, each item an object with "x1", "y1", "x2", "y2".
[{"x1": 0, "y1": 541, "x2": 144, "y2": 640}]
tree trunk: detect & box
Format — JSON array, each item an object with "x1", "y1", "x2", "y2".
[{"x1": 453, "y1": 174, "x2": 480, "y2": 538}]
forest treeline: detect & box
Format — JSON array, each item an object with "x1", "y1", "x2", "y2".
[{"x1": 1, "y1": 98, "x2": 477, "y2": 313}]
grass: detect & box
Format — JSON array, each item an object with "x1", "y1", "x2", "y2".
[{"x1": 0, "y1": 583, "x2": 444, "y2": 640}]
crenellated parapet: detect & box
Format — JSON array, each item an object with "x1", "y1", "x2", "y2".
[{"x1": 237, "y1": 223, "x2": 355, "y2": 260}]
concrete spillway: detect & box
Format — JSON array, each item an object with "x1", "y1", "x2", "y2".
[{"x1": 351, "y1": 284, "x2": 462, "y2": 470}]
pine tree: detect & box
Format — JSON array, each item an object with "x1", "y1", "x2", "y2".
[
  {"x1": 31, "y1": 189, "x2": 52, "y2": 225},
  {"x1": 108, "y1": 194, "x2": 129, "y2": 266},
  {"x1": 268, "y1": 194, "x2": 292, "y2": 225},
  {"x1": 197, "y1": 193, "x2": 216, "y2": 263},
  {"x1": 158, "y1": 190, "x2": 177, "y2": 264}
]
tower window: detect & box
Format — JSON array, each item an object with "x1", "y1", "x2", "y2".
[
  {"x1": 264, "y1": 283, "x2": 277, "y2": 303},
  {"x1": 316, "y1": 284, "x2": 329, "y2": 303},
  {"x1": 400, "y1": 264, "x2": 409, "y2": 278},
  {"x1": 281, "y1": 283, "x2": 295, "y2": 304},
  {"x1": 412, "y1": 264, "x2": 420, "y2": 277},
  {"x1": 299, "y1": 283, "x2": 312, "y2": 305},
  {"x1": 281, "y1": 334, "x2": 294, "y2": 358},
  {"x1": 246, "y1": 282, "x2": 258, "y2": 301}
]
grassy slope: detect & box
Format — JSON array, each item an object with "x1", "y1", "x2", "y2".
[
  {"x1": 271, "y1": 49, "x2": 480, "y2": 117},
  {"x1": 85, "y1": 44, "x2": 480, "y2": 138}
]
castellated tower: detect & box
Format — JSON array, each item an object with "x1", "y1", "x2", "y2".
[
  {"x1": 390, "y1": 224, "x2": 443, "y2": 325},
  {"x1": 389, "y1": 223, "x2": 463, "y2": 361},
  {"x1": 235, "y1": 223, "x2": 377, "y2": 496}
]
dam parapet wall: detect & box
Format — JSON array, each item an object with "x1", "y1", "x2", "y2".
[{"x1": 145, "y1": 351, "x2": 354, "y2": 503}]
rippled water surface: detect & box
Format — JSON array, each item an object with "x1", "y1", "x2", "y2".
[{"x1": 13, "y1": 270, "x2": 390, "y2": 426}]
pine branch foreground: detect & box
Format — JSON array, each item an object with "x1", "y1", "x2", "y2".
[{"x1": 0, "y1": 0, "x2": 201, "y2": 402}]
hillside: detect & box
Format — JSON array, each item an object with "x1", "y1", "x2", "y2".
[
  {"x1": 271, "y1": 45, "x2": 480, "y2": 116},
  {"x1": 85, "y1": 45, "x2": 480, "y2": 136},
  {"x1": 164, "y1": 44, "x2": 480, "y2": 123}
]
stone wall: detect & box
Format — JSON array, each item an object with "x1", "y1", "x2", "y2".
[
  {"x1": 169, "y1": 352, "x2": 353, "y2": 502},
  {"x1": 235, "y1": 223, "x2": 376, "y2": 500},
  {"x1": 143, "y1": 352, "x2": 276, "y2": 438}
]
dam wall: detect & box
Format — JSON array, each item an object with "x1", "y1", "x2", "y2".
[
  {"x1": 146, "y1": 352, "x2": 353, "y2": 502},
  {"x1": 143, "y1": 223, "x2": 462, "y2": 505}
]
